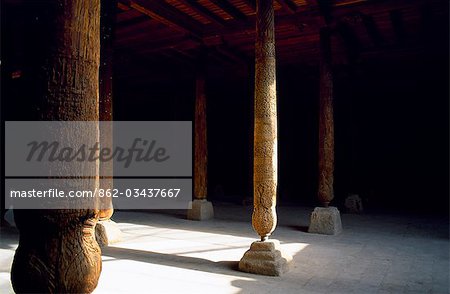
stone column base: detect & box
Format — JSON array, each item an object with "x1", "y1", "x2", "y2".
[
  {"x1": 239, "y1": 239, "x2": 292, "y2": 276},
  {"x1": 187, "y1": 199, "x2": 214, "y2": 220},
  {"x1": 308, "y1": 206, "x2": 342, "y2": 235},
  {"x1": 95, "y1": 220, "x2": 122, "y2": 247}
]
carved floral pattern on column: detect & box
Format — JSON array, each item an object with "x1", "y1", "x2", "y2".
[{"x1": 252, "y1": 0, "x2": 278, "y2": 240}]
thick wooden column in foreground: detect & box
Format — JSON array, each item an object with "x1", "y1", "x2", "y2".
[
  {"x1": 11, "y1": 1, "x2": 102, "y2": 293},
  {"x1": 239, "y1": 0, "x2": 291, "y2": 276},
  {"x1": 188, "y1": 58, "x2": 214, "y2": 220},
  {"x1": 308, "y1": 27, "x2": 342, "y2": 235}
]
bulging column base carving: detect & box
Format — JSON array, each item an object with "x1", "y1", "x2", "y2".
[
  {"x1": 308, "y1": 206, "x2": 342, "y2": 235},
  {"x1": 95, "y1": 219, "x2": 122, "y2": 247},
  {"x1": 239, "y1": 239, "x2": 292, "y2": 276},
  {"x1": 187, "y1": 199, "x2": 214, "y2": 221}
]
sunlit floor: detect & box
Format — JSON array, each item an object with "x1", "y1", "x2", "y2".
[{"x1": 1, "y1": 204, "x2": 449, "y2": 294}]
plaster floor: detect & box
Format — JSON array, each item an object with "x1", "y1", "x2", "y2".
[{"x1": 1, "y1": 204, "x2": 449, "y2": 294}]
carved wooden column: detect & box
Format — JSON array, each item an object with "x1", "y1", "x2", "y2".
[
  {"x1": 252, "y1": 0, "x2": 278, "y2": 242},
  {"x1": 239, "y1": 0, "x2": 291, "y2": 276},
  {"x1": 11, "y1": 0, "x2": 102, "y2": 293},
  {"x1": 95, "y1": 0, "x2": 122, "y2": 246},
  {"x1": 318, "y1": 27, "x2": 335, "y2": 208},
  {"x1": 308, "y1": 27, "x2": 342, "y2": 235},
  {"x1": 188, "y1": 55, "x2": 214, "y2": 220},
  {"x1": 98, "y1": 0, "x2": 116, "y2": 220}
]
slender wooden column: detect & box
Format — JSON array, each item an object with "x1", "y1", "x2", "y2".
[
  {"x1": 188, "y1": 55, "x2": 214, "y2": 220},
  {"x1": 194, "y1": 61, "x2": 208, "y2": 200},
  {"x1": 252, "y1": 0, "x2": 278, "y2": 241},
  {"x1": 239, "y1": 0, "x2": 291, "y2": 275},
  {"x1": 98, "y1": 0, "x2": 117, "y2": 220},
  {"x1": 308, "y1": 27, "x2": 342, "y2": 235},
  {"x1": 317, "y1": 27, "x2": 335, "y2": 207},
  {"x1": 11, "y1": 1, "x2": 102, "y2": 292}
]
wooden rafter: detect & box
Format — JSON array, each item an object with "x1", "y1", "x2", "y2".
[
  {"x1": 243, "y1": 0, "x2": 256, "y2": 12},
  {"x1": 125, "y1": 0, "x2": 203, "y2": 38},
  {"x1": 163, "y1": 48, "x2": 197, "y2": 67},
  {"x1": 178, "y1": 0, "x2": 228, "y2": 26},
  {"x1": 217, "y1": 41, "x2": 249, "y2": 64},
  {"x1": 118, "y1": 2, "x2": 130, "y2": 11},
  {"x1": 278, "y1": 0, "x2": 297, "y2": 14},
  {"x1": 116, "y1": 15, "x2": 149, "y2": 27},
  {"x1": 210, "y1": 0, "x2": 247, "y2": 21}
]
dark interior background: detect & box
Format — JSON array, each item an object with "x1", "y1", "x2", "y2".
[{"x1": 1, "y1": 1, "x2": 448, "y2": 215}]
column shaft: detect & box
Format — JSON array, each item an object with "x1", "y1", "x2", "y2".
[
  {"x1": 239, "y1": 0, "x2": 292, "y2": 275},
  {"x1": 11, "y1": 1, "x2": 102, "y2": 292},
  {"x1": 98, "y1": 0, "x2": 117, "y2": 220},
  {"x1": 318, "y1": 27, "x2": 335, "y2": 207},
  {"x1": 194, "y1": 64, "x2": 208, "y2": 200},
  {"x1": 252, "y1": 0, "x2": 278, "y2": 240}
]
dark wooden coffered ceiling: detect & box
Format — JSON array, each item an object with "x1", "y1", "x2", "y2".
[
  {"x1": 2, "y1": 0, "x2": 447, "y2": 84},
  {"x1": 113, "y1": 0, "x2": 447, "y2": 73}
]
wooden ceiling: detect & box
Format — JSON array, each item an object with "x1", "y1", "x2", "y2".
[{"x1": 113, "y1": 0, "x2": 448, "y2": 75}]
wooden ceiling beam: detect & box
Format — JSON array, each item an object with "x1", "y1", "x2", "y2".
[
  {"x1": 116, "y1": 15, "x2": 150, "y2": 27},
  {"x1": 210, "y1": 0, "x2": 247, "y2": 21},
  {"x1": 119, "y1": 34, "x2": 198, "y2": 54},
  {"x1": 118, "y1": 2, "x2": 130, "y2": 11},
  {"x1": 178, "y1": 0, "x2": 228, "y2": 27},
  {"x1": 215, "y1": 43, "x2": 249, "y2": 64},
  {"x1": 242, "y1": 0, "x2": 256, "y2": 12},
  {"x1": 162, "y1": 48, "x2": 197, "y2": 67},
  {"x1": 278, "y1": 0, "x2": 297, "y2": 14},
  {"x1": 125, "y1": 0, "x2": 203, "y2": 39}
]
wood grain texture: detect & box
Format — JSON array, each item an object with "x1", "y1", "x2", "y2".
[
  {"x1": 252, "y1": 0, "x2": 278, "y2": 240},
  {"x1": 11, "y1": 1, "x2": 102, "y2": 293},
  {"x1": 318, "y1": 27, "x2": 335, "y2": 206},
  {"x1": 194, "y1": 61, "x2": 208, "y2": 200},
  {"x1": 98, "y1": 0, "x2": 117, "y2": 220}
]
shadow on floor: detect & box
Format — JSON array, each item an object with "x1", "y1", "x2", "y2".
[{"x1": 101, "y1": 246, "x2": 245, "y2": 277}]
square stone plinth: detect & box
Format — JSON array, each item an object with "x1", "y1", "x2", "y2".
[
  {"x1": 187, "y1": 199, "x2": 214, "y2": 220},
  {"x1": 308, "y1": 206, "x2": 342, "y2": 235},
  {"x1": 95, "y1": 220, "x2": 122, "y2": 247},
  {"x1": 239, "y1": 239, "x2": 292, "y2": 276}
]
